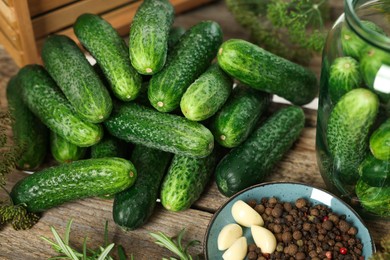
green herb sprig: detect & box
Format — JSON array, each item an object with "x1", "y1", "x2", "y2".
[{"x1": 370, "y1": 233, "x2": 390, "y2": 260}]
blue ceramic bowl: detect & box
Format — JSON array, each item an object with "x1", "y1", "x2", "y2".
[{"x1": 204, "y1": 182, "x2": 375, "y2": 259}]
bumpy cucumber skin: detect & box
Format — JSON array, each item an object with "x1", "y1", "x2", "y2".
[
  {"x1": 6, "y1": 77, "x2": 48, "y2": 170},
  {"x1": 90, "y1": 132, "x2": 129, "y2": 159},
  {"x1": 74, "y1": 13, "x2": 142, "y2": 101},
  {"x1": 370, "y1": 118, "x2": 390, "y2": 161},
  {"x1": 148, "y1": 21, "x2": 223, "y2": 112},
  {"x1": 326, "y1": 88, "x2": 379, "y2": 184},
  {"x1": 216, "y1": 106, "x2": 305, "y2": 197},
  {"x1": 113, "y1": 145, "x2": 172, "y2": 230},
  {"x1": 41, "y1": 35, "x2": 112, "y2": 123},
  {"x1": 210, "y1": 85, "x2": 271, "y2": 148},
  {"x1": 104, "y1": 103, "x2": 214, "y2": 158},
  {"x1": 18, "y1": 65, "x2": 103, "y2": 147},
  {"x1": 180, "y1": 64, "x2": 233, "y2": 121},
  {"x1": 328, "y1": 56, "x2": 362, "y2": 104},
  {"x1": 50, "y1": 131, "x2": 86, "y2": 163},
  {"x1": 160, "y1": 150, "x2": 217, "y2": 211},
  {"x1": 10, "y1": 158, "x2": 137, "y2": 213},
  {"x1": 217, "y1": 39, "x2": 318, "y2": 106},
  {"x1": 359, "y1": 154, "x2": 390, "y2": 187},
  {"x1": 355, "y1": 179, "x2": 390, "y2": 217},
  {"x1": 129, "y1": 0, "x2": 174, "y2": 75}
]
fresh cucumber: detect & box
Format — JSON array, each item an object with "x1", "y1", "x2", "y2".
[
  {"x1": 41, "y1": 34, "x2": 112, "y2": 123},
  {"x1": 370, "y1": 118, "x2": 390, "y2": 161},
  {"x1": 355, "y1": 179, "x2": 390, "y2": 217},
  {"x1": 160, "y1": 149, "x2": 217, "y2": 211},
  {"x1": 18, "y1": 65, "x2": 103, "y2": 147},
  {"x1": 148, "y1": 21, "x2": 223, "y2": 112},
  {"x1": 359, "y1": 154, "x2": 390, "y2": 187},
  {"x1": 113, "y1": 145, "x2": 172, "y2": 230},
  {"x1": 180, "y1": 64, "x2": 233, "y2": 121},
  {"x1": 104, "y1": 103, "x2": 214, "y2": 158},
  {"x1": 326, "y1": 88, "x2": 379, "y2": 184},
  {"x1": 129, "y1": 0, "x2": 174, "y2": 75},
  {"x1": 217, "y1": 39, "x2": 318, "y2": 106},
  {"x1": 209, "y1": 85, "x2": 271, "y2": 148},
  {"x1": 90, "y1": 130, "x2": 129, "y2": 159},
  {"x1": 50, "y1": 131, "x2": 87, "y2": 164},
  {"x1": 328, "y1": 56, "x2": 362, "y2": 104},
  {"x1": 167, "y1": 26, "x2": 186, "y2": 51},
  {"x1": 10, "y1": 158, "x2": 137, "y2": 213},
  {"x1": 216, "y1": 106, "x2": 305, "y2": 197},
  {"x1": 6, "y1": 76, "x2": 48, "y2": 170},
  {"x1": 74, "y1": 13, "x2": 142, "y2": 101}
]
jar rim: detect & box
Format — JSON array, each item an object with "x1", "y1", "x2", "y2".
[{"x1": 344, "y1": 0, "x2": 390, "y2": 51}]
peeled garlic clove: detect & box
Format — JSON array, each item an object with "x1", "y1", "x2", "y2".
[
  {"x1": 217, "y1": 223, "x2": 243, "y2": 250},
  {"x1": 231, "y1": 200, "x2": 264, "y2": 227},
  {"x1": 251, "y1": 225, "x2": 277, "y2": 254},
  {"x1": 222, "y1": 236, "x2": 247, "y2": 260}
]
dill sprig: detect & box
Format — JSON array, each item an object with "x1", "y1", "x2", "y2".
[
  {"x1": 370, "y1": 233, "x2": 390, "y2": 260},
  {"x1": 225, "y1": 0, "x2": 329, "y2": 64}
]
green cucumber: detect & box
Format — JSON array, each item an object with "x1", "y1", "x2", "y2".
[
  {"x1": 18, "y1": 65, "x2": 103, "y2": 147},
  {"x1": 217, "y1": 39, "x2": 318, "y2": 106},
  {"x1": 326, "y1": 88, "x2": 379, "y2": 184},
  {"x1": 104, "y1": 103, "x2": 214, "y2": 158},
  {"x1": 129, "y1": 0, "x2": 174, "y2": 75},
  {"x1": 216, "y1": 106, "x2": 305, "y2": 197},
  {"x1": 167, "y1": 26, "x2": 186, "y2": 51},
  {"x1": 359, "y1": 154, "x2": 390, "y2": 187},
  {"x1": 6, "y1": 76, "x2": 48, "y2": 170},
  {"x1": 148, "y1": 21, "x2": 223, "y2": 112},
  {"x1": 50, "y1": 131, "x2": 87, "y2": 163},
  {"x1": 328, "y1": 56, "x2": 362, "y2": 104},
  {"x1": 74, "y1": 13, "x2": 142, "y2": 101},
  {"x1": 113, "y1": 145, "x2": 172, "y2": 230},
  {"x1": 370, "y1": 118, "x2": 390, "y2": 161},
  {"x1": 41, "y1": 34, "x2": 112, "y2": 123},
  {"x1": 180, "y1": 64, "x2": 233, "y2": 121},
  {"x1": 90, "y1": 131, "x2": 129, "y2": 159},
  {"x1": 209, "y1": 85, "x2": 271, "y2": 148},
  {"x1": 355, "y1": 179, "x2": 390, "y2": 217},
  {"x1": 341, "y1": 20, "x2": 386, "y2": 59},
  {"x1": 10, "y1": 157, "x2": 137, "y2": 213},
  {"x1": 160, "y1": 150, "x2": 217, "y2": 211}
]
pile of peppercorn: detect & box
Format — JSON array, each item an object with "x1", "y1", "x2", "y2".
[{"x1": 246, "y1": 197, "x2": 364, "y2": 260}]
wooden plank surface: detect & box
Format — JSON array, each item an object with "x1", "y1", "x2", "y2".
[
  {"x1": 28, "y1": 0, "x2": 77, "y2": 17},
  {"x1": 0, "y1": 1, "x2": 389, "y2": 259}
]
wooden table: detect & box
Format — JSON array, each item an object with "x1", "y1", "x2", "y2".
[{"x1": 0, "y1": 1, "x2": 388, "y2": 259}]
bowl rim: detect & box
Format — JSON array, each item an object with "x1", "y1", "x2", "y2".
[{"x1": 203, "y1": 181, "x2": 376, "y2": 259}]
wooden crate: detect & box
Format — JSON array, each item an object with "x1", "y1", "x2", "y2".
[{"x1": 0, "y1": 0, "x2": 217, "y2": 67}]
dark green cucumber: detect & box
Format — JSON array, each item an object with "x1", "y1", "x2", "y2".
[
  {"x1": 359, "y1": 154, "x2": 390, "y2": 187},
  {"x1": 217, "y1": 39, "x2": 318, "y2": 106},
  {"x1": 74, "y1": 13, "x2": 142, "y2": 101},
  {"x1": 113, "y1": 145, "x2": 172, "y2": 230},
  {"x1": 6, "y1": 76, "x2": 48, "y2": 170},
  {"x1": 148, "y1": 21, "x2": 223, "y2": 112},
  {"x1": 216, "y1": 106, "x2": 305, "y2": 197},
  {"x1": 104, "y1": 103, "x2": 214, "y2": 158},
  {"x1": 328, "y1": 56, "x2": 362, "y2": 104},
  {"x1": 129, "y1": 0, "x2": 174, "y2": 75},
  {"x1": 18, "y1": 65, "x2": 103, "y2": 147},
  {"x1": 326, "y1": 88, "x2": 379, "y2": 184},
  {"x1": 167, "y1": 26, "x2": 186, "y2": 51},
  {"x1": 209, "y1": 85, "x2": 271, "y2": 148},
  {"x1": 10, "y1": 157, "x2": 137, "y2": 213},
  {"x1": 370, "y1": 118, "x2": 390, "y2": 161},
  {"x1": 90, "y1": 131, "x2": 129, "y2": 159},
  {"x1": 160, "y1": 149, "x2": 217, "y2": 211},
  {"x1": 41, "y1": 34, "x2": 112, "y2": 123},
  {"x1": 180, "y1": 64, "x2": 233, "y2": 121},
  {"x1": 50, "y1": 131, "x2": 87, "y2": 163}
]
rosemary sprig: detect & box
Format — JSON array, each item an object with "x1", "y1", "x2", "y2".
[{"x1": 150, "y1": 228, "x2": 201, "y2": 260}]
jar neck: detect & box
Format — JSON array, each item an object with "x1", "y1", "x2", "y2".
[{"x1": 344, "y1": 0, "x2": 390, "y2": 51}]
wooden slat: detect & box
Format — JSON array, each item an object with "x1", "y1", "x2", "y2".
[
  {"x1": 0, "y1": 30, "x2": 22, "y2": 66},
  {"x1": 2, "y1": 0, "x2": 14, "y2": 7},
  {"x1": 0, "y1": 11, "x2": 21, "y2": 50},
  {"x1": 171, "y1": 0, "x2": 217, "y2": 13},
  {"x1": 0, "y1": 0, "x2": 16, "y2": 29},
  {"x1": 31, "y1": 0, "x2": 138, "y2": 39},
  {"x1": 28, "y1": 0, "x2": 77, "y2": 17}
]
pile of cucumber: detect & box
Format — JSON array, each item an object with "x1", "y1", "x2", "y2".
[{"x1": 7, "y1": 0, "x2": 318, "y2": 230}]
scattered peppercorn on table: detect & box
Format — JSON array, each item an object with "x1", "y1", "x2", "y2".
[{"x1": 0, "y1": 1, "x2": 389, "y2": 259}]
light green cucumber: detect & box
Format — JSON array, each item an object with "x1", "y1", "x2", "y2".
[
  {"x1": 370, "y1": 118, "x2": 390, "y2": 161},
  {"x1": 50, "y1": 131, "x2": 86, "y2": 163}
]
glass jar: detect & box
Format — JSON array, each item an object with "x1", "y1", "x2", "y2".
[{"x1": 316, "y1": 0, "x2": 390, "y2": 219}]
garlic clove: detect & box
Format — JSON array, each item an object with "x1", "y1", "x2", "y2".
[
  {"x1": 231, "y1": 200, "x2": 264, "y2": 227},
  {"x1": 217, "y1": 223, "x2": 243, "y2": 250},
  {"x1": 222, "y1": 236, "x2": 247, "y2": 260},
  {"x1": 251, "y1": 225, "x2": 277, "y2": 254}
]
